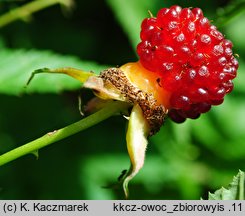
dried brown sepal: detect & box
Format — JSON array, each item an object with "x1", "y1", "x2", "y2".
[{"x1": 100, "y1": 68, "x2": 167, "y2": 135}]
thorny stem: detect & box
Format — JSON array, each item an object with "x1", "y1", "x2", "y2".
[
  {"x1": 215, "y1": 1, "x2": 245, "y2": 28},
  {"x1": 0, "y1": 0, "x2": 73, "y2": 28},
  {"x1": 0, "y1": 101, "x2": 129, "y2": 166}
]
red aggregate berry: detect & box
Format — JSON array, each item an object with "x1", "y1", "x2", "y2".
[{"x1": 137, "y1": 5, "x2": 238, "y2": 122}]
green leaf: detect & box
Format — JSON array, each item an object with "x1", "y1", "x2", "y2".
[
  {"x1": 106, "y1": 0, "x2": 155, "y2": 48},
  {"x1": 225, "y1": 14, "x2": 245, "y2": 53},
  {"x1": 214, "y1": 1, "x2": 245, "y2": 28},
  {"x1": 234, "y1": 60, "x2": 245, "y2": 93},
  {"x1": 0, "y1": 48, "x2": 108, "y2": 95},
  {"x1": 208, "y1": 170, "x2": 245, "y2": 200},
  {"x1": 107, "y1": 0, "x2": 186, "y2": 49}
]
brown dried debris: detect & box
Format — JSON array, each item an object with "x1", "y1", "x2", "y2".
[{"x1": 100, "y1": 68, "x2": 167, "y2": 135}]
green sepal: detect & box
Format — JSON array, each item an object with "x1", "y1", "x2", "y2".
[
  {"x1": 26, "y1": 67, "x2": 95, "y2": 86},
  {"x1": 122, "y1": 103, "x2": 150, "y2": 198}
]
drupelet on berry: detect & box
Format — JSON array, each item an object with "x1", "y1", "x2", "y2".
[{"x1": 136, "y1": 5, "x2": 238, "y2": 122}]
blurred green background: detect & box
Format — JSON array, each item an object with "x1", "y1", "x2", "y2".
[{"x1": 0, "y1": 0, "x2": 244, "y2": 199}]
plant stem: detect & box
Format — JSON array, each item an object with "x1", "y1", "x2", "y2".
[
  {"x1": 0, "y1": 101, "x2": 129, "y2": 166},
  {"x1": 0, "y1": 0, "x2": 73, "y2": 28}
]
